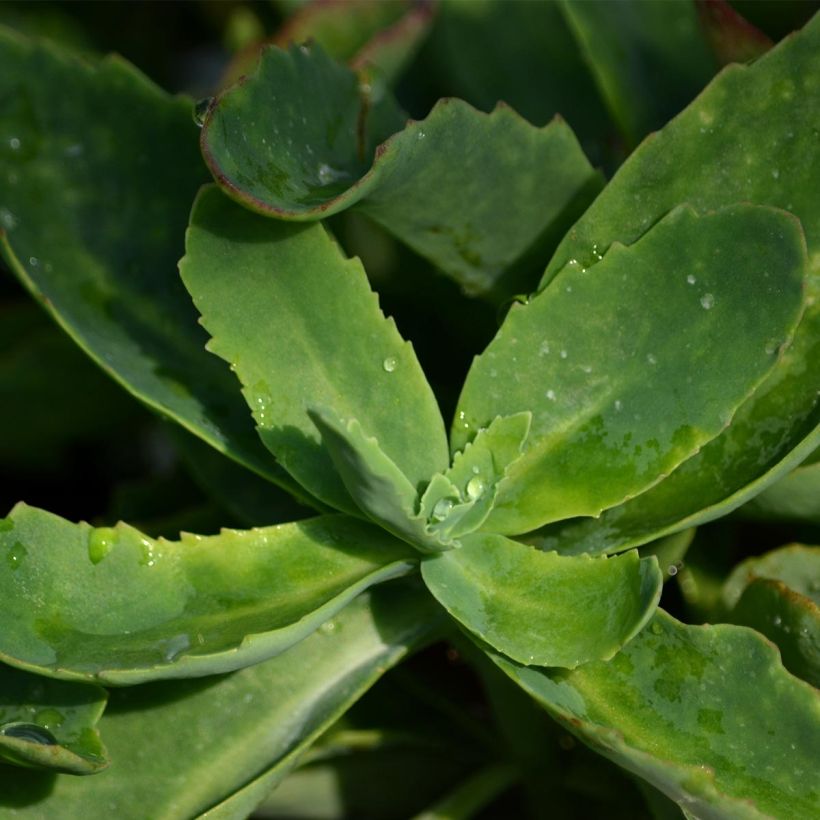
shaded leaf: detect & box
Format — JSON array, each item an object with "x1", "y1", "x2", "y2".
[
  {"x1": 201, "y1": 43, "x2": 603, "y2": 295},
  {"x1": 739, "y1": 460, "x2": 820, "y2": 525},
  {"x1": 421, "y1": 532, "x2": 662, "y2": 668},
  {"x1": 0, "y1": 664, "x2": 107, "y2": 775},
  {"x1": 0, "y1": 28, "x2": 302, "y2": 498},
  {"x1": 181, "y1": 185, "x2": 447, "y2": 514},
  {"x1": 560, "y1": 0, "x2": 717, "y2": 145},
  {"x1": 455, "y1": 205, "x2": 807, "y2": 535},
  {"x1": 410, "y1": 763, "x2": 518, "y2": 820},
  {"x1": 0, "y1": 503, "x2": 416, "y2": 685},
  {"x1": 696, "y1": 0, "x2": 773, "y2": 66},
  {"x1": 494, "y1": 609, "x2": 820, "y2": 819},
  {"x1": 531, "y1": 13, "x2": 820, "y2": 553},
  {"x1": 0, "y1": 582, "x2": 442, "y2": 818}
]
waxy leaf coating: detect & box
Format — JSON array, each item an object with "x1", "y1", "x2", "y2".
[
  {"x1": 494, "y1": 610, "x2": 820, "y2": 818},
  {"x1": 181, "y1": 185, "x2": 448, "y2": 515},
  {"x1": 455, "y1": 204, "x2": 808, "y2": 535},
  {"x1": 201, "y1": 43, "x2": 602, "y2": 295},
  {"x1": 0, "y1": 504, "x2": 416, "y2": 685},
  {"x1": 0, "y1": 664, "x2": 107, "y2": 775},
  {"x1": 0, "y1": 583, "x2": 442, "y2": 817},
  {"x1": 421, "y1": 532, "x2": 662, "y2": 668}
]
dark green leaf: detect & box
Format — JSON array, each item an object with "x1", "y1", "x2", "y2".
[
  {"x1": 560, "y1": 0, "x2": 716, "y2": 145},
  {"x1": 0, "y1": 582, "x2": 442, "y2": 818},
  {"x1": 0, "y1": 28, "x2": 302, "y2": 498},
  {"x1": 181, "y1": 185, "x2": 448, "y2": 514},
  {"x1": 739, "y1": 461, "x2": 820, "y2": 525},
  {"x1": 421, "y1": 532, "x2": 662, "y2": 668},
  {"x1": 201, "y1": 43, "x2": 603, "y2": 295},
  {"x1": 455, "y1": 205, "x2": 807, "y2": 535},
  {"x1": 0, "y1": 503, "x2": 416, "y2": 684},
  {"x1": 495, "y1": 609, "x2": 820, "y2": 818},
  {"x1": 0, "y1": 664, "x2": 107, "y2": 775}
]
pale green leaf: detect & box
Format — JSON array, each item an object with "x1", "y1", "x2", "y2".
[
  {"x1": 421, "y1": 532, "x2": 662, "y2": 668},
  {"x1": 180, "y1": 185, "x2": 448, "y2": 515},
  {"x1": 739, "y1": 460, "x2": 820, "y2": 525},
  {"x1": 454, "y1": 205, "x2": 807, "y2": 535},
  {"x1": 495, "y1": 610, "x2": 820, "y2": 819},
  {"x1": 0, "y1": 504, "x2": 416, "y2": 685}
]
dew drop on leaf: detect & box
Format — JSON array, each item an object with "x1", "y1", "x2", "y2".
[
  {"x1": 431, "y1": 498, "x2": 455, "y2": 522},
  {"x1": 6, "y1": 541, "x2": 27, "y2": 570},
  {"x1": 382, "y1": 356, "x2": 398, "y2": 372},
  {"x1": 193, "y1": 97, "x2": 213, "y2": 128},
  {"x1": 700, "y1": 293, "x2": 715, "y2": 310},
  {"x1": 466, "y1": 476, "x2": 485, "y2": 500},
  {"x1": 0, "y1": 722, "x2": 58, "y2": 746},
  {"x1": 88, "y1": 527, "x2": 118, "y2": 564}
]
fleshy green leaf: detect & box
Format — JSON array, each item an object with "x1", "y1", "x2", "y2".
[
  {"x1": 722, "y1": 545, "x2": 820, "y2": 686},
  {"x1": 0, "y1": 503, "x2": 416, "y2": 685},
  {"x1": 201, "y1": 43, "x2": 603, "y2": 295},
  {"x1": 421, "y1": 532, "x2": 662, "y2": 668},
  {"x1": 0, "y1": 27, "x2": 307, "y2": 500},
  {"x1": 0, "y1": 664, "x2": 107, "y2": 775},
  {"x1": 739, "y1": 460, "x2": 820, "y2": 524},
  {"x1": 494, "y1": 609, "x2": 820, "y2": 819},
  {"x1": 530, "y1": 13, "x2": 820, "y2": 553},
  {"x1": 696, "y1": 0, "x2": 773, "y2": 66},
  {"x1": 0, "y1": 582, "x2": 443, "y2": 818},
  {"x1": 454, "y1": 204, "x2": 807, "y2": 535},
  {"x1": 559, "y1": 0, "x2": 716, "y2": 145},
  {"x1": 308, "y1": 406, "x2": 451, "y2": 554},
  {"x1": 180, "y1": 184, "x2": 447, "y2": 515}
]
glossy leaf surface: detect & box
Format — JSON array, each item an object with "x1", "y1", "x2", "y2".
[
  {"x1": 0, "y1": 664, "x2": 107, "y2": 775},
  {"x1": 532, "y1": 14, "x2": 820, "y2": 552},
  {"x1": 722, "y1": 545, "x2": 820, "y2": 686},
  {"x1": 0, "y1": 583, "x2": 442, "y2": 818},
  {"x1": 421, "y1": 533, "x2": 662, "y2": 668},
  {"x1": 201, "y1": 44, "x2": 602, "y2": 295},
  {"x1": 560, "y1": 0, "x2": 716, "y2": 145},
  {"x1": 495, "y1": 610, "x2": 820, "y2": 818},
  {"x1": 455, "y1": 205, "x2": 807, "y2": 534},
  {"x1": 181, "y1": 185, "x2": 447, "y2": 514},
  {"x1": 0, "y1": 504, "x2": 416, "y2": 684},
  {"x1": 0, "y1": 28, "x2": 300, "y2": 495}
]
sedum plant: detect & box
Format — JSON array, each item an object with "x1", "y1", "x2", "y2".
[{"x1": 0, "y1": 1, "x2": 819, "y2": 817}]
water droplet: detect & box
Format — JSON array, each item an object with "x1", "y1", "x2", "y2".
[
  {"x1": 0, "y1": 208, "x2": 17, "y2": 230},
  {"x1": 650, "y1": 622, "x2": 663, "y2": 635},
  {"x1": 647, "y1": 353, "x2": 657, "y2": 365},
  {"x1": 560, "y1": 349, "x2": 568, "y2": 359},
  {"x1": 6, "y1": 541, "x2": 27, "y2": 570},
  {"x1": 764, "y1": 339, "x2": 780, "y2": 355},
  {"x1": 565, "y1": 285, "x2": 572, "y2": 293},
  {"x1": 773, "y1": 615, "x2": 782, "y2": 627},
  {"x1": 161, "y1": 633, "x2": 190, "y2": 662},
  {"x1": 139, "y1": 538, "x2": 157, "y2": 567},
  {"x1": 88, "y1": 527, "x2": 117, "y2": 564},
  {"x1": 686, "y1": 274, "x2": 696, "y2": 285},
  {"x1": 466, "y1": 476, "x2": 485, "y2": 500},
  {"x1": 417, "y1": 130, "x2": 426, "y2": 140},
  {"x1": 700, "y1": 293, "x2": 715, "y2": 310},
  {"x1": 28, "y1": 256, "x2": 38, "y2": 268},
  {"x1": 382, "y1": 356, "x2": 397, "y2": 372},
  {"x1": 319, "y1": 620, "x2": 337, "y2": 635},
  {"x1": 539, "y1": 341, "x2": 550, "y2": 356},
  {"x1": 431, "y1": 498, "x2": 455, "y2": 522},
  {"x1": 614, "y1": 400, "x2": 623, "y2": 412},
  {"x1": 0, "y1": 723, "x2": 57, "y2": 745},
  {"x1": 317, "y1": 163, "x2": 344, "y2": 185},
  {"x1": 771, "y1": 168, "x2": 780, "y2": 179},
  {"x1": 8, "y1": 137, "x2": 20, "y2": 151},
  {"x1": 667, "y1": 564, "x2": 679, "y2": 577},
  {"x1": 35, "y1": 709, "x2": 64, "y2": 729},
  {"x1": 193, "y1": 97, "x2": 213, "y2": 128},
  {"x1": 545, "y1": 389, "x2": 556, "y2": 401}
]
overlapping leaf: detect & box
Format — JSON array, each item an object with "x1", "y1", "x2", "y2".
[
  {"x1": 454, "y1": 205, "x2": 807, "y2": 535},
  {"x1": 0, "y1": 583, "x2": 442, "y2": 818},
  {"x1": 0, "y1": 27, "x2": 311, "y2": 501},
  {"x1": 0, "y1": 664, "x2": 107, "y2": 775},
  {"x1": 530, "y1": 13, "x2": 820, "y2": 553},
  {"x1": 0, "y1": 504, "x2": 416, "y2": 684},
  {"x1": 494, "y1": 610, "x2": 820, "y2": 819},
  {"x1": 421, "y1": 533, "x2": 662, "y2": 668},
  {"x1": 181, "y1": 185, "x2": 448, "y2": 514},
  {"x1": 200, "y1": 42, "x2": 602, "y2": 295},
  {"x1": 722, "y1": 545, "x2": 820, "y2": 686},
  {"x1": 739, "y1": 458, "x2": 820, "y2": 524}
]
